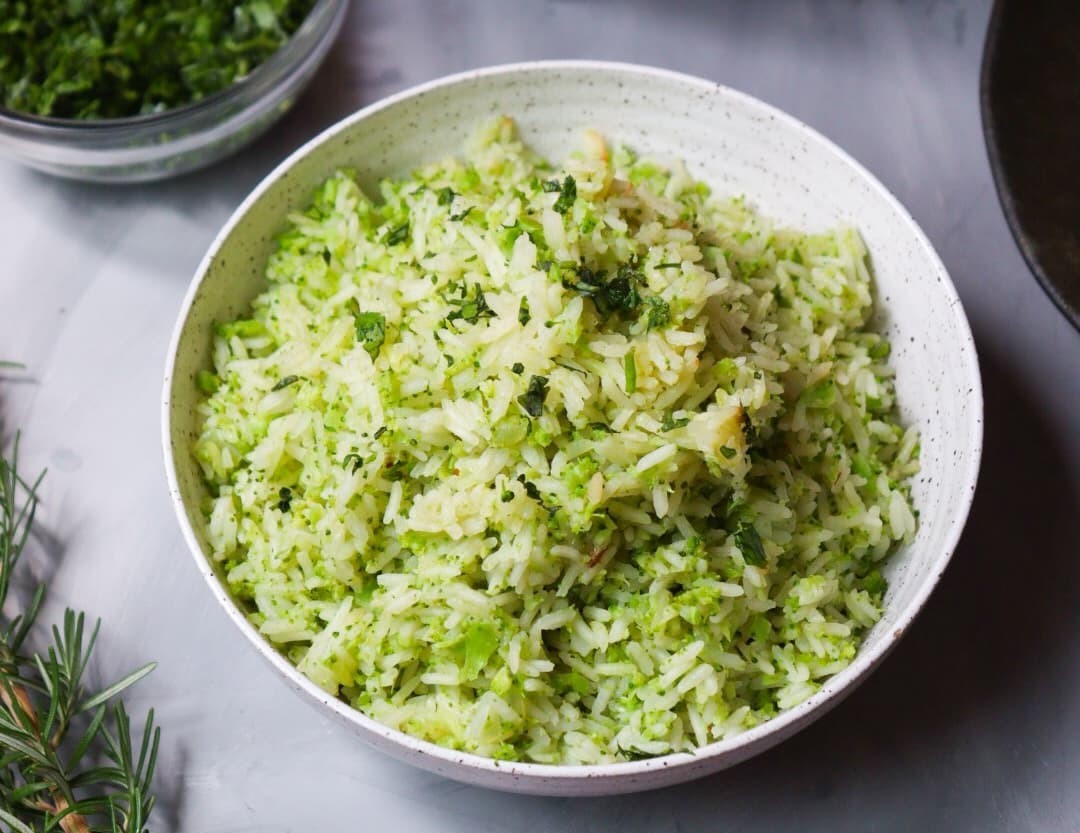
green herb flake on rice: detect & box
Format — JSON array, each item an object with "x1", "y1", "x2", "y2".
[{"x1": 195, "y1": 117, "x2": 920, "y2": 764}]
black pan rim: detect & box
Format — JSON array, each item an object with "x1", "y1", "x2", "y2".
[{"x1": 978, "y1": 0, "x2": 1080, "y2": 332}]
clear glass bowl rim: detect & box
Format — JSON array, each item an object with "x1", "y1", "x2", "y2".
[{"x1": 0, "y1": 0, "x2": 344, "y2": 137}]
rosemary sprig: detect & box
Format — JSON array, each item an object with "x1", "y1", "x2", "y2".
[{"x1": 0, "y1": 374, "x2": 160, "y2": 831}]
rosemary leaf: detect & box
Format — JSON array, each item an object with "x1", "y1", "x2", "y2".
[{"x1": 0, "y1": 367, "x2": 161, "y2": 832}]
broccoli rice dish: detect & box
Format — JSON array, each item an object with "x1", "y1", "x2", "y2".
[{"x1": 194, "y1": 118, "x2": 919, "y2": 764}]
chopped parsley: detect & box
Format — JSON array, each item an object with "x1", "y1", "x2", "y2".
[
  {"x1": 0, "y1": 0, "x2": 318, "y2": 119},
  {"x1": 276, "y1": 486, "x2": 293, "y2": 513},
  {"x1": 446, "y1": 286, "x2": 496, "y2": 326},
  {"x1": 374, "y1": 426, "x2": 388, "y2": 439},
  {"x1": 518, "y1": 297, "x2": 531, "y2": 326},
  {"x1": 449, "y1": 206, "x2": 474, "y2": 222},
  {"x1": 661, "y1": 412, "x2": 690, "y2": 431},
  {"x1": 342, "y1": 453, "x2": 364, "y2": 474},
  {"x1": 384, "y1": 223, "x2": 410, "y2": 246},
  {"x1": 719, "y1": 445, "x2": 737, "y2": 459},
  {"x1": 553, "y1": 175, "x2": 577, "y2": 214},
  {"x1": 517, "y1": 375, "x2": 549, "y2": 417},
  {"x1": 437, "y1": 187, "x2": 456, "y2": 206},
  {"x1": 596, "y1": 270, "x2": 640, "y2": 316},
  {"x1": 734, "y1": 522, "x2": 767, "y2": 567},
  {"x1": 561, "y1": 261, "x2": 670, "y2": 325},
  {"x1": 516, "y1": 474, "x2": 543, "y2": 503},
  {"x1": 511, "y1": 362, "x2": 525, "y2": 375}
]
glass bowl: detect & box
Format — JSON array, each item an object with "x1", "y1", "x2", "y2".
[{"x1": 0, "y1": 0, "x2": 347, "y2": 183}]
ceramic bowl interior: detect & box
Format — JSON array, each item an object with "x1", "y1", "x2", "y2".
[{"x1": 163, "y1": 62, "x2": 982, "y2": 796}]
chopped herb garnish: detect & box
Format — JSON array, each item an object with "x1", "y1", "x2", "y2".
[
  {"x1": 562, "y1": 261, "x2": 657, "y2": 322},
  {"x1": 541, "y1": 179, "x2": 562, "y2": 193},
  {"x1": 588, "y1": 422, "x2": 614, "y2": 433},
  {"x1": 271, "y1": 375, "x2": 300, "y2": 392},
  {"x1": 719, "y1": 445, "x2": 737, "y2": 459},
  {"x1": 518, "y1": 297, "x2": 531, "y2": 325},
  {"x1": 553, "y1": 175, "x2": 577, "y2": 214},
  {"x1": 516, "y1": 474, "x2": 543, "y2": 503},
  {"x1": 597, "y1": 273, "x2": 640, "y2": 316},
  {"x1": 277, "y1": 486, "x2": 293, "y2": 513},
  {"x1": 449, "y1": 206, "x2": 474, "y2": 222},
  {"x1": 342, "y1": 453, "x2": 364, "y2": 474},
  {"x1": 741, "y1": 409, "x2": 759, "y2": 446},
  {"x1": 500, "y1": 490, "x2": 514, "y2": 503},
  {"x1": 437, "y1": 187, "x2": 456, "y2": 206},
  {"x1": 661, "y1": 412, "x2": 690, "y2": 431},
  {"x1": 517, "y1": 375, "x2": 549, "y2": 417},
  {"x1": 447, "y1": 287, "x2": 496, "y2": 326},
  {"x1": 384, "y1": 222, "x2": 410, "y2": 246},
  {"x1": 655, "y1": 262, "x2": 682, "y2": 269},
  {"x1": 734, "y1": 522, "x2": 766, "y2": 566},
  {"x1": 623, "y1": 353, "x2": 637, "y2": 394},
  {"x1": 354, "y1": 311, "x2": 387, "y2": 358},
  {"x1": 374, "y1": 426, "x2": 388, "y2": 439},
  {"x1": 511, "y1": 362, "x2": 525, "y2": 375}
]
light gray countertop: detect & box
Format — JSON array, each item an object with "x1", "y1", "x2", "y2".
[{"x1": 1, "y1": 1, "x2": 1078, "y2": 830}]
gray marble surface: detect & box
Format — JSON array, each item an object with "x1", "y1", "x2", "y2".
[{"x1": 1, "y1": 1, "x2": 1078, "y2": 830}]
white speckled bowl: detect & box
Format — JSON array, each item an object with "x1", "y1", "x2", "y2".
[{"x1": 162, "y1": 62, "x2": 983, "y2": 796}]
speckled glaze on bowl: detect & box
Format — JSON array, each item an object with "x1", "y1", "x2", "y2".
[{"x1": 162, "y1": 61, "x2": 983, "y2": 796}]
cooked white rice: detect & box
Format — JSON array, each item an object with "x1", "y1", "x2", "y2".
[{"x1": 194, "y1": 117, "x2": 919, "y2": 764}]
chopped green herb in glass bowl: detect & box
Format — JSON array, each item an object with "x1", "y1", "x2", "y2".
[{"x1": 0, "y1": 0, "x2": 347, "y2": 182}]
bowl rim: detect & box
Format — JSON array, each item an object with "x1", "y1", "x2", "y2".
[
  {"x1": 0, "y1": 0, "x2": 345, "y2": 132},
  {"x1": 162, "y1": 59, "x2": 984, "y2": 786}
]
